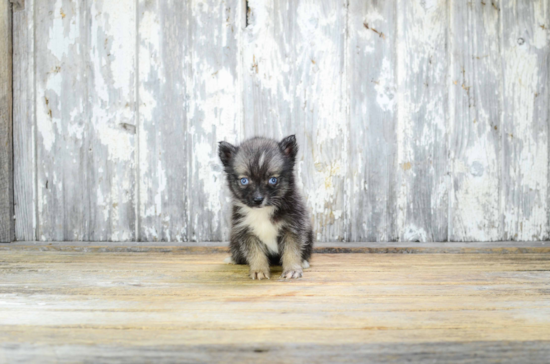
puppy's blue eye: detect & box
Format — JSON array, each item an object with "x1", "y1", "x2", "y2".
[
  {"x1": 240, "y1": 178, "x2": 249, "y2": 185},
  {"x1": 269, "y1": 177, "x2": 278, "y2": 185}
]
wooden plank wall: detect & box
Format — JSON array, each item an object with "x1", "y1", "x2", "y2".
[
  {"x1": 11, "y1": 0, "x2": 550, "y2": 243},
  {"x1": 0, "y1": 0, "x2": 13, "y2": 243}
]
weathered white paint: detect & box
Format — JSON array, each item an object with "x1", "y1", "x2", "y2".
[
  {"x1": 137, "y1": 0, "x2": 189, "y2": 242},
  {"x1": 0, "y1": 0, "x2": 13, "y2": 243},
  {"x1": 396, "y1": 0, "x2": 449, "y2": 242},
  {"x1": 500, "y1": 0, "x2": 549, "y2": 241},
  {"x1": 187, "y1": 0, "x2": 243, "y2": 242},
  {"x1": 243, "y1": 0, "x2": 348, "y2": 242},
  {"x1": 347, "y1": 0, "x2": 397, "y2": 242},
  {"x1": 13, "y1": 0, "x2": 35, "y2": 241},
  {"x1": 89, "y1": 0, "x2": 137, "y2": 242},
  {"x1": 449, "y1": 0, "x2": 500, "y2": 241},
  {"x1": 12, "y1": 0, "x2": 550, "y2": 242},
  {"x1": 34, "y1": 0, "x2": 89, "y2": 241}
]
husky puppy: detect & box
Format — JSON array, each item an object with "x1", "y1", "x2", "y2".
[{"x1": 218, "y1": 135, "x2": 313, "y2": 280}]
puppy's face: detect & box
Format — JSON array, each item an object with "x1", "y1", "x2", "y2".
[{"x1": 218, "y1": 135, "x2": 298, "y2": 208}]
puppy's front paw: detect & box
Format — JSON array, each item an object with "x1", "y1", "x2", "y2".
[
  {"x1": 281, "y1": 268, "x2": 303, "y2": 279},
  {"x1": 250, "y1": 268, "x2": 270, "y2": 280}
]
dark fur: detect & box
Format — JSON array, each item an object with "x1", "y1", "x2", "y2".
[{"x1": 218, "y1": 135, "x2": 314, "y2": 279}]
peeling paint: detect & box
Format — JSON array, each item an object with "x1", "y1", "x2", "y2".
[
  {"x1": 501, "y1": 0, "x2": 549, "y2": 241},
  {"x1": 13, "y1": 0, "x2": 550, "y2": 242}
]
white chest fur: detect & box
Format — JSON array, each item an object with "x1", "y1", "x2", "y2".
[{"x1": 237, "y1": 204, "x2": 281, "y2": 254}]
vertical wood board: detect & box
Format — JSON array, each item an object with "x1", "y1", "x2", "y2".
[
  {"x1": 137, "y1": 0, "x2": 189, "y2": 242},
  {"x1": 396, "y1": 0, "x2": 449, "y2": 242},
  {"x1": 35, "y1": 0, "x2": 137, "y2": 241},
  {"x1": 13, "y1": 0, "x2": 35, "y2": 241},
  {"x1": 35, "y1": 0, "x2": 89, "y2": 241},
  {"x1": 88, "y1": 0, "x2": 137, "y2": 241},
  {"x1": 449, "y1": 0, "x2": 501, "y2": 241},
  {"x1": 347, "y1": 0, "x2": 398, "y2": 242},
  {"x1": 243, "y1": 0, "x2": 348, "y2": 242},
  {"x1": 0, "y1": 0, "x2": 13, "y2": 243},
  {"x1": 187, "y1": 0, "x2": 243, "y2": 242},
  {"x1": 292, "y1": 0, "x2": 348, "y2": 242},
  {"x1": 500, "y1": 0, "x2": 549, "y2": 241}
]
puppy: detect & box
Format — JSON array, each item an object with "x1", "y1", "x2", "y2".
[{"x1": 218, "y1": 135, "x2": 313, "y2": 280}]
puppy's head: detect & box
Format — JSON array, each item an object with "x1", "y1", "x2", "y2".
[{"x1": 218, "y1": 135, "x2": 298, "y2": 208}]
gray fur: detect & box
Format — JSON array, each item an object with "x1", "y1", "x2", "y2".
[{"x1": 218, "y1": 135, "x2": 314, "y2": 280}]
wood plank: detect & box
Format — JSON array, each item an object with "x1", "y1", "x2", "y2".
[
  {"x1": 396, "y1": 0, "x2": 449, "y2": 242},
  {"x1": 2, "y1": 327, "x2": 548, "y2": 345},
  {"x1": 291, "y1": 0, "x2": 347, "y2": 242},
  {"x1": 2, "y1": 306, "x2": 550, "y2": 330},
  {"x1": 449, "y1": 0, "x2": 501, "y2": 241},
  {"x1": 242, "y1": 0, "x2": 347, "y2": 242},
  {"x1": 2, "y1": 250, "x2": 550, "y2": 263},
  {"x1": 87, "y1": 0, "x2": 137, "y2": 240},
  {"x1": 2, "y1": 269, "x2": 549, "y2": 286},
  {"x1": 347, "y1": 0, "x2": 398, "y2": 241},
  {"x1": 0, "y1": 0, "x2": 13, "y2": 242},
  {"x1": 187, "y1": 0, "x2": 243, "y2": 241},
  {"x1": 501, "y1": 0, "x2": 549, "y2": 241},
  {"x1": 34, "y1": 1, "x2": 137, "y2": 241},
  {"x1": 1, "y1": 338, "x2": 549, "y2": 364},
  {"x1": 34, "y1": 0, "x2": 89, "y2": 240},
  {"x1": 137, "y1": 0, "x2": 189, "y2": 242},
  {"x1": 3, "y1": 293, "x2": 550, "y2": 311},
  {"x1": 4, "y1": 258, "x2": 550, "y2": 272},
  {"x1": 2, "y1": 241, "x2": 550, "y2": 254},
  {"x1": 241, "y1": 0, "x2": 292, "y2": 138},
  {"x1": 12, "y1": 0, "x2": 35, "y2": 241}
]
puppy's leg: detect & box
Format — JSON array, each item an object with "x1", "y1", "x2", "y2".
[
  {"x1": 281, "y1": 234, "x2": 303, "y2": 279},
  {"x1": 228, "y1": 232, "x2": 247, "y2": 265},
  {"x1": 244, "y1": 237, "x2": 270, "y2": 280}
]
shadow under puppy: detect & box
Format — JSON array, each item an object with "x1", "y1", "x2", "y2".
[{"x1": 218, "y1": 135, "x2": 313, "y2": 280}]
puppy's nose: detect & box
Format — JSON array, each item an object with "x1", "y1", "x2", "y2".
[{"x1": 253, "y1": 196, "x2": 264, "y2": 205}]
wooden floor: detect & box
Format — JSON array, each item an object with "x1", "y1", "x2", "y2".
[{"x1": 1, "y1": 247, "x2": 550, "y2": 363}]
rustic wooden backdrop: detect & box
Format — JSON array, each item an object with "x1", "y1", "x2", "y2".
[
  {"x1": 11, "y1": 0, "x2": 549, "y2": 242},
  {"x1": 0, "y1": 0, "x2": 13, "y2": 243}
]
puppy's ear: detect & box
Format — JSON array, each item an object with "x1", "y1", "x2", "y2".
[
  {"x1": 218, "y1": 141, "x2": 237, "y2": 167},
  {"x1": 279, "y1": 135, "x2": 298, "y2": 163}
]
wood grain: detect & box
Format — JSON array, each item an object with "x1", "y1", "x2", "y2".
[
  {"x1": 500, "y1": 0, "x2": 549, "y2": 241},
  {"x1": 9, "y1": 0, "x2": 550, "y2": 242},
  {"x1": 33, "y1": 0, "x2": 137, "y2": 241},
  {"x1": 291, "y1": 0, "x2": 348, "y2": 242},
  {"x1": 243, "y1": 0, "x2": 348, "y2": 241},
  {"x1": 137, "y1": 0, "x2": 189, "y2": 242},
  {"x1": 0, "y1": 250, "x2": 549, "y2": 362},
  {"x1": 3, "y1": 241, "x2": 550, "y2": 254},
  {"x1": 0, "y1": 0, "x2": 13, "y2": 243},
  {"x1": 396, "y1": 0, "x2": 449, "y2": 242},
  {"x1": 34, "y1": 0, "x2": 89, "y2": 241},
  {"x1": 347, "y1": 0, "x2": 397, "y2": 242},
  {"x1": 87, "y1": 0, "x2": 137, "y2": 241},
  {"x1": 1, "y1": 340, "x2": 549, "y2": 364},
  {"x1": 186, "y1": 0, "x2": 243, "y2": 242},
  {"x1": 449, "y1": 0, "x2": 501, "y2": 241},
  {"x1": 12, "y1": 0, "x2": 35, "y2": 241}
]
